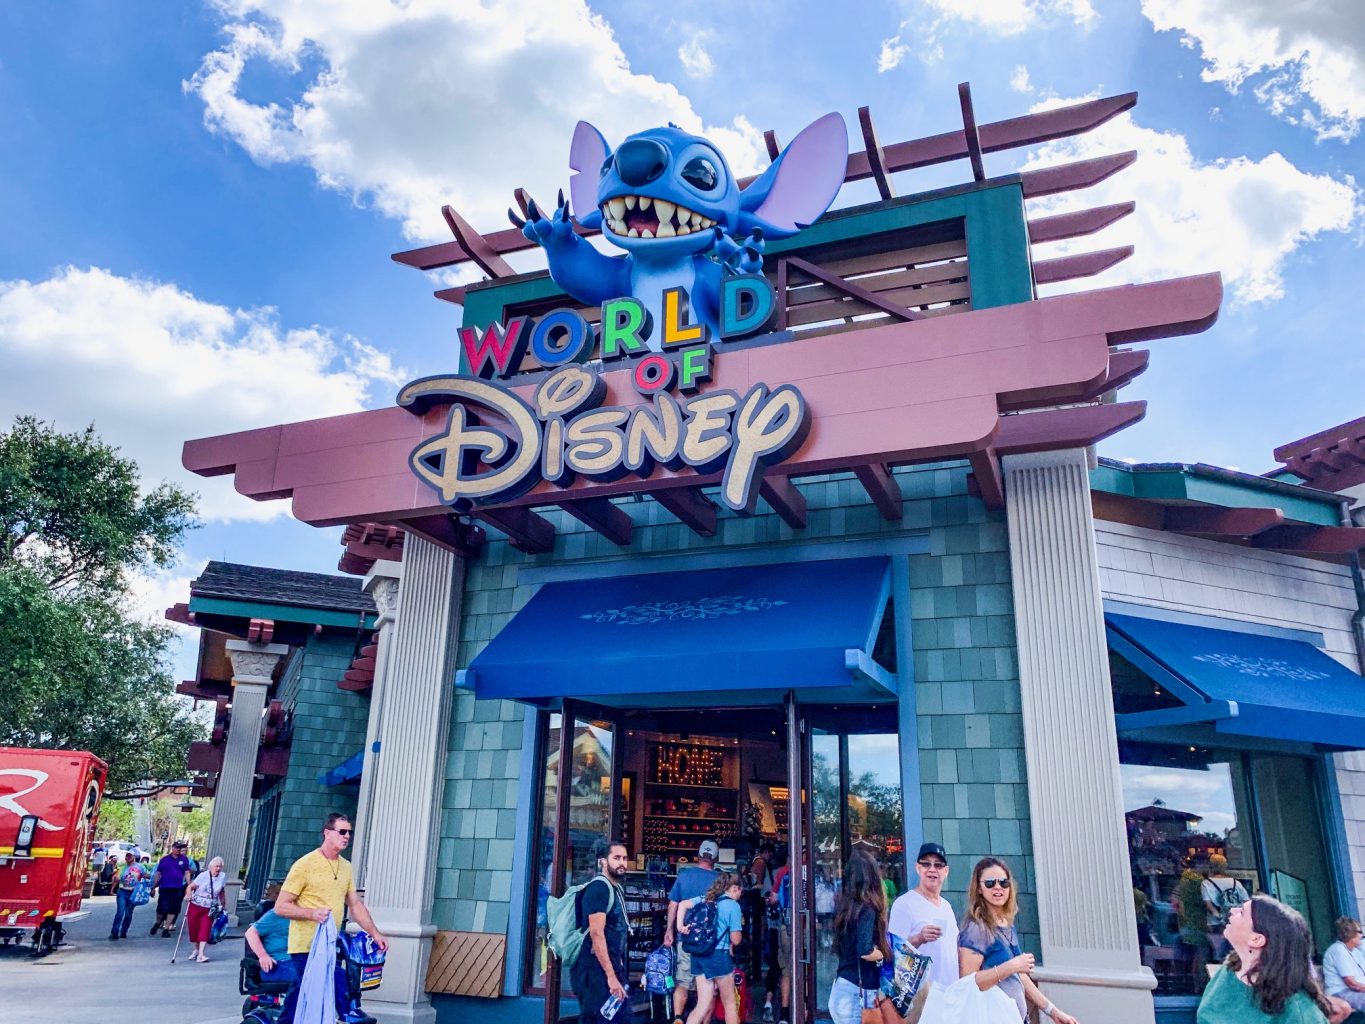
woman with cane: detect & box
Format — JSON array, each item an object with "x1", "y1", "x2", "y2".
[{"x1": 183, "y1": 856, "x2": 226, "y2": 963}]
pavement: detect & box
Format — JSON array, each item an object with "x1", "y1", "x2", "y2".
[{"x1": 0, "y1": 895, "x2": 249, "y2": 1024}]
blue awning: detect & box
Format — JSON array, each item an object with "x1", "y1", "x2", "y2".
[
  {"x1": 462, "y1": 557, "x2": 895, "y2": 708},
  {"x1": 318, "y1": 750, "x2": 364, "y2": 787},
  {"x1": 1107, "y1": 612, "x2": 1365, "y2": 751}
]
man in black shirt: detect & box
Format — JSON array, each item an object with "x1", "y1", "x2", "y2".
[{"x1": 573, "y1": 837, "x2": 632, "y2": 1024}]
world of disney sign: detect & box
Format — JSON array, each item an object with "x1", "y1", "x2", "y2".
[{"x1": 399, "y1": 113, "x2": 850, "y2": 516}]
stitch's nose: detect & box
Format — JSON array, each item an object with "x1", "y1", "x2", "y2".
[{"x1": 614, "y1": 139, "x2": 668, "y2": 187}]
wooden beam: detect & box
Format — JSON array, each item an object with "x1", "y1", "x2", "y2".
[
  {"x1": 853, "y1": 464, "x2": 903, "y2": 521},
  {"x1": 398, "y1": 513, "x2": 485, "y2": 558},
  {"x1": 442, "y1": 204, "x2": 515, "y2": 279},
  {"x1": 1164, "y1": 506, "x2": 1286, "y2": 536},
  {"x1": 1028, "y1": 202, "x2": 1135, "y2": 243},
  {"x1": 968, "y1": 448, "x2": 1004, "y2": 508},
  {"x1": 1033, "y1": 246, "x2": 1134, "y2": 285},
  {"x1": 857, "y1": 106, "x2": 896, "y2": 200},
  {"x1": 995, "y1": 402, "x2": 1147, "y2": 454},
  {"x1": 434, "y1": 286, "x2": 467, "y2": 306},
  {"x1": 474, "y1": 507, "x2": 555, "y2": 554},
  {"x1": 760, "y1": 475, "x2": 808, "y2": 529},
  {"x1": 651, "y1": 487, "x2": 717, "y2": 537},
  {"x1": 780, "y1": 256, "x2": 924, "y2": 322},
  {"x1": 1020, "y1": 151, "x2": 1137, "y2": 198},
  {"x1": 763, "y1": 130, "x2": 781, "y2": 162},
  {"x1": 957, "y1": 83, "x2": 986, "y2": 182},
  {"x1": 998, "y1": 348, "x2": 1149, "y2": 412},
  {"x1": 561, "y1": 498, "x2": 633, "y2": 547},
  {"x1": 1254, "y1": 525, "x2": 1365, "y2": 554}
]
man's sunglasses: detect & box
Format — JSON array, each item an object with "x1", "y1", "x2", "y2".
[
  {"x1": 981, "y1": 878, "x2": 1011, "y2": 890},
  {"x1": 329, "y1": 827, "x2": 354, "y2": 837},
  {"x1": 917, "y1": 860, "x2": 947, "y2": 869}
]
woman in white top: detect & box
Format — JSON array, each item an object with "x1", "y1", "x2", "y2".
[
  {"x1": 887, "y1": 842, "x2": 960, "y2": 991},
  {"x1": 185, "y1": 856, "x2": 227, "y2": 963}
]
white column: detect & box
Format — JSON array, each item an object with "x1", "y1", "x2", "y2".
[
  {"x1": 1004, "y1": 450, "x2": 1156, "y2": 1023},
  {"x1": 351, "y1": 557, "x2": 402, "y2": 892},
  {"x1": 207, "y1": 640, "x2": 288, "y2": 924},
  {"x1": 355, "y1": 536, "x2": 465, "y2": 1024}
]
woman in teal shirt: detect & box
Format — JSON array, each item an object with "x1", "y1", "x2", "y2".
[{"x1": 1197, "y1": 894, "x2": 1330, "y2": 1024}]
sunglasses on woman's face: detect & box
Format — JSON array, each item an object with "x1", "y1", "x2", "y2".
[{"x1": 982, "y1": 878, "x2": 1011, "y2": 890}]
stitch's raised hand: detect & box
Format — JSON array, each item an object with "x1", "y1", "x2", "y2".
[
  {"x1": 508, "y1": 189, "x2": 576, "y2": 249},
  {"x1": 712, "y1": 226, "x2": 765, "y2": 276}
]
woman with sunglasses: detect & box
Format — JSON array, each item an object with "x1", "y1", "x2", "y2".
[
  {"x1": 958, "y1": 858, "x2": 1078, "y2": 1024},
  {"x1": 828, "y1": 850, "x2": 893, "y2": 1024},
  {"x1": 1197, "y1": 894, "x2": 1330, "y2": 1023}
]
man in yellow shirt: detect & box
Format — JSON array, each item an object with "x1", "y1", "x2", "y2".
[{"x1": 274, "y1": 812, "x2": 387, "y2": 1024}]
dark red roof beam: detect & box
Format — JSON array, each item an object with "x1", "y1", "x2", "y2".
[
  {"x1": 1254, "y1": 526, "x2": 1365, "y2": 554},
  {"x1": 652, "y1": 487, "x2": 717, "y2": 537},
  {"x1": 857, "y1": 106, "x2": 896, "y2": 201},
  {"x1": 394, "y1": 93, "x2": 1138, "y2": 273},
  {"x1": 998, "y1": 348, "x2": 1148, "y2": 412},
  {"x1": 993, "y1": 402, "x2": 1147, "y2": 454},
  {"x1": 853, "y1": 464, "x2": 903, "y2": 521},
  {"x1": 760, "y1": 475, "x2": 808, "y2": 530},
  {"x1": 1028, "y1": 203, "x2": 1135, "y2": 244},
  {"x1": 1020, "y1": 152, "x2": 1136, "y2": 199},
  {"x1": 1033, "y1": 246, "x2": 1134, "y2": 286},
  {"x1": 561, "y1": 498, "x2": 634, "y2": 547},
  {"x1": 957, "y1": 83, "x2": 987, "y2": 183},
  {"x1": 1164, "y1": 507, "x2": 1286, "y2": 537},
  {"x1": 475, "y1": 507, "x2": 555, "y2": 554}
]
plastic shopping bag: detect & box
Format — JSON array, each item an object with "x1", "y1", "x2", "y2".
[
  {"x1": 295, "y1": 915, "x2": 339, "y2": 1024},
  {"x1": 882, "y1": 932, "x2": 933, "y2": 1020},
  {"x1": 917, "y1": 975, "x2": 1020, "y2": 1024}
]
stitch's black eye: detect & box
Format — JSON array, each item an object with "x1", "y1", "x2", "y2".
[
  {"x1": 682, "y1": 157, "x2": 719, "y2": 192},
  {"x1": 600, "y1": 154, "x2": 614, "y2": 178}
]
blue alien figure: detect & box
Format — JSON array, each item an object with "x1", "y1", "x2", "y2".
[{"x1": 510, "y1": 114, "x2": 849, "y2": 349}]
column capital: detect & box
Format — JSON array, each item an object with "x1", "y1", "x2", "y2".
[
  {"x1": 1002, "y1": 446, "x2": 1097, "y2": 474},
  {"x1": 225, "y1": 639, "x2": 290, "y2": 685},
  {"x1": 364, "y1": 559, "x2": 403, "y2": 627}
]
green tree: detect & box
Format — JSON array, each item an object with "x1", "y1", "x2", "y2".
[
  {"x1": 95, "y1": 798, "x2": 135, "y2": 842},
  {"x1": 0, "y1": 417, "x2": 203, "y2": 791}
]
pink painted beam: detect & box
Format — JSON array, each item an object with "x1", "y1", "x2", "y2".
[
  {"x1": 434, "y1": 286, "x2": 467, "y2": 305},
  {"x1": 1164, "y1": 506, "x2": 1285, "y2": 536},
  {"x1": 764, "y1": 130, "x2": 781, "y2": 162},
  {"x1": 858, "y1": 106, "x2": 896, "y2": 201},
  {"x1": 760, "y1": 475, "x2": 808, "y2": 530},
  {"x1": 969, "y1": 448, "x2": 1004, "y2": 508},
  {"x1": 652, "y1": 488, "x2": 717, "y2": 537},
  {"x1": 993, "y1": 402, "x2": 1147, "y2": 454},
  {"x1": 997, "y1": 346, "x2": 1148, "y2": 412},
  {"x1": 442, "y1": 205, "x2": 515, "y2": 279},
  {"x1": 562, "y1": 498, "x2": 633, "y2": 547},
  {"x1": 1275, "y1": 416, "x2": 1365, "y2": 465},
  {"x1": 1028, "y1": 202, "x2": 1135, "y2": 243},
  {"x1": 958, "y1": 83, "x2": 986, "y2": 182},
  {"x1": 1254, "y1": 525, "x2": 1365, "y2": 554},
  {"x1": 1020, "y1": 151, "x2": 1136, "y2": 198},
  {"x1": 853, "y1": 464, "x2": 903, "y2": 521},
  {"x1": 181, "y1": 274, "x2": 1219, "y2": 526},
  {"x1": 1033, "y1": 246, "x2": 1134, "y2": 285},
  {"x1": 476, "y1": 507, "x2": 555, "y2": 554}
]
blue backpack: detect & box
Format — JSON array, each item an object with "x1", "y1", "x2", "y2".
[
  {"x1": 644, "y1": 945, "x2": 674, "y2": 993},
  {"x1": 681, "y1": 899, "x2": 720, "y2": 957}
]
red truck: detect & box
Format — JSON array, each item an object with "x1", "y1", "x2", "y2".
[{"x1": 0, "y1": 748, "x2": 107, "y2": 954}]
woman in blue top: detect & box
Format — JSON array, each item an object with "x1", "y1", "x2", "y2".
[
  {"x1": 678, "y1": 872, "x2": 744, "y2": 1024},
  {"x1": 958, "y1": 857, "x2": 1078, "y2": 1024}
]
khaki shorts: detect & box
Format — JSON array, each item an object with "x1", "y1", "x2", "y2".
[
  {"x1": 779, "y1": 920, "x2": 792, "y2": 968},
  {"x1": 675, "y1": 947, "x2": 695, "y2": 990}
]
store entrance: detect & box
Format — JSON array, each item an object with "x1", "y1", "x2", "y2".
[{"x1": 532, "y1": 696, "x2": 904, "y2": 1024}]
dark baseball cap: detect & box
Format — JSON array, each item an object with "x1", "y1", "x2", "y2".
[
  {"x1": 172, "y1": 840, "x2": 188, "y2": 848},
  {"x1": 916, "y1": 842, "x2": 948, "y2": 863}
]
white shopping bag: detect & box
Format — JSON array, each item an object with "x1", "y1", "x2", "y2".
[
  {"x1": 295, "y1": 915, "x2": 339, "y2": 1024},
  {"x1": 917, "y1": 974, "x2": 1020, "y2": 1024}
]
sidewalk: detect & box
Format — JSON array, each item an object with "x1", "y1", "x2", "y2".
[{"x1": 0, "y1": 895, "x2": 245, "y2": 1024}]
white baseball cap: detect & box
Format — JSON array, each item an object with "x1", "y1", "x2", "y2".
[{"x1": 698, "y1": 840, "x2": 720, "y2": 860}]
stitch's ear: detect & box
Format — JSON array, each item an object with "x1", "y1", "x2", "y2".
[
  {"x1": 738, "y1": 112, "x2": 847, "y2": 238},
  {"x1": 570, "y1": 121, "x2": 609, "y2": 229}
]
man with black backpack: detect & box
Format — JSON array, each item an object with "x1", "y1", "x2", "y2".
[
  {"x1": 1201, "y1": 853, "x2": 1249, "y2": 958},
  {"x1": 572, "y1": 837, "x2": 633, "y2": 1024}
]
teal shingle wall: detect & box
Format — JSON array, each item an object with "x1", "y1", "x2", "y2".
[{"x1": 435, "y1": 462, "x2": 1037, "y2": 954}]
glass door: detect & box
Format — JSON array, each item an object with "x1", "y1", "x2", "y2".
[
  {"x1": 543, "y1": 699, "x2": 622, "y2": 1024},
  {"x1": 786, "y1": 692, "x2": 816, "y2": 1024}
]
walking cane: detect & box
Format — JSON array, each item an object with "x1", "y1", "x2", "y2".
[{"x1": 169, "y1": 911, "x2": 188, "y2": 964}]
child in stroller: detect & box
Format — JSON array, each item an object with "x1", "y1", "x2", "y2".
[{"x1": 239, "y1": 891, "x2": 383, "y2": 1024}]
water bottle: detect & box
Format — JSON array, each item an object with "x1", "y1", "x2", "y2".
[{"x1": 601, "y1": 993, "x2": 624, "y2": 1020}]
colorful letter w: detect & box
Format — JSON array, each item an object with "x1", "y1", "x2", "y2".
[{"x1": 460, "y1": 317, "x2": 531, "y2": 379}]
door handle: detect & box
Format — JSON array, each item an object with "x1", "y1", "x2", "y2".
[{"x1": 800, "y1": 908, "x2": 812, "y2": 965}]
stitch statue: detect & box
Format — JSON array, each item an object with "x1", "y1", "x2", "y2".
[{"x1": 509, "y1": 114, "x2": 848, "y2": 349}]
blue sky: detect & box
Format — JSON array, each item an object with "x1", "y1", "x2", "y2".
[{"x1": 1, "y1": 0, "x2": 1361, "y2": 680}]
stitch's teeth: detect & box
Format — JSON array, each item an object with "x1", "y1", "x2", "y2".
[
  {"x1": 654, "y1": 200, "x2": 675, "y2": 225},
  {"x1": 641, "y1": 228, "x2": 654, "y2": 238},
  {"x1": 657, "y1": 223, "x2": 675, "y2": 237},
  {"x1": 683, "y1": 208, "x2": 697, "y2": 225},
  {"x1": 628, "y1": 227, "x2": 640, "y2": 237},
  {"x1": 613, "y1": 219, "x2": 627, "y2": 234},
  {"x1": 608, "y1": 197, "x2": 626, "y2": 220},
  {"x1": 639, "y1": 196, "x2": 652, "y2": 211},
  {"x1": 677, "y1": 224, "x2": 691, "y2": 234},
  {"x1": 625, "y1": 195, "x2": 637, "y2": 210}
]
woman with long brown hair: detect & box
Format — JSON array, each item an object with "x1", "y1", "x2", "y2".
[
  {"x1": 957, "y1": 857, "x2": 1078, "y2": 1024},
  {"x1": 1197, "y1": 894, "x2": 1329, "y2": 1023},
  {"x1": 828, "y1": 850, "x2": 892, "y2": 1024},
  {"x1": 677, "y1": 871, "x2": 744, "y2": 1024}
]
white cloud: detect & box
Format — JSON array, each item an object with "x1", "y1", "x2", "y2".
[
  {"x1": 678, "y1": 36, "x2": 714, "y2": 79},
  {"x1": 881, "y1": 0, "x2": 1094, "y2": 69},
  {"x1": 1020, "y1": 105, "x2": 1360, "y2": 305},
  {"x1": 1010, "y1": 65, "x2": 1033, "y2": 93},
  {"x1": 0, "y1": 266, "x2": 406, "y2": 522},
  {"x1": 186, "y1": 0, "x2": 767, "y2": 242},
  {"x1": 1141, "y1": 0, "x2": 1365, "y2": 141}
]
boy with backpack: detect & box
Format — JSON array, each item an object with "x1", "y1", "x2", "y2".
[
  {"x1": 677, "y1": 873, "x2": 744, "y2": 1024},
  {"x1": 548, "y1": 837, "x2": 633, "y2": 1023}
]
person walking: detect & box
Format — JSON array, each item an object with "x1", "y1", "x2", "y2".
[
  {"x1": 1197, "y1": 895, "x2": 1330, "y2": 1023},
  {"x1": 748, "y1": 842, "x2": 776, "y2": 981},
  {"x1": 958, "y1": 857, "x2": 1078, "y2": 1024},
  {"x1": 665, "y1": 840, "x2": 720, "y2": 1024},
  {"x1": 827, "y1": 850, "x2": 891, "y2": 1024},
  {"x1": 1323, "y1": 917, "x2": 1365, "y2": 1014},
  {"x1": 677, "y1": 872, "x2": 744, "y2": 1024},
  {"x1": 572, "y1": 837, "x2": 633, "y2": 1024},
  {"x1": 889, "y1": 841, "x2": 959, "y2": 991},
  {"x1": 150, "y1": 839, "x2": 193, "y2": 936},
  {"x1": 108, "y1": 851, "x2": 151, "y2": 941},
  {"x1": 273, "y1": 813, "x2": 387, "y2": 1024},
  {"x1": 764, "y1": 851, "x2": 792, "y2": 1024},
  {"x1": 1202, "y1": 854, "x2": 1250, "y2": 959},
  {"x1": 185, "y1": 856, "x2": 227, "y2": 962}
]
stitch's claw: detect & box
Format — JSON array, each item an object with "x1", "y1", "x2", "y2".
[
  {"x1": 508, "y1": 208, "x2": 526, "y2": 229},
  {"x1": 518, "y1": 191, "x2": 577, "y2": 248}
]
